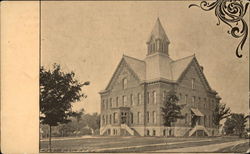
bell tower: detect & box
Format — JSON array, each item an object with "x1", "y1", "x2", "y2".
[
  {"x1": 145, "y1": 18, "x2": 172, "y2": 81},
  {"x1": 146, "y1": 18, "x2": 170, "y2": 56}
]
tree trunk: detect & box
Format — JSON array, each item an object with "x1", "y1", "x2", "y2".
[{"x1": 49, "y1": 125, "x2": 52, "y2": 152}]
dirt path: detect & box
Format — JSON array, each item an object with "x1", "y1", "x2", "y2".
[
  {"x1": 155, "y1": 139, "x2": 249, "y2": 152},
  {"x1": 94, "y1": 138, "x2": 213, "y2": 152}
]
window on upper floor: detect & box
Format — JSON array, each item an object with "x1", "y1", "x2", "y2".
[
  {"x1": 147, "y1": 92, "x2": 150, "y2": 104},
  {"x1": 106, "y1": 100, "x2": 108, "y2": 109},
  {"x1": 122, "y1": 95, "x2": 127, "y2": 106},
  {"x1": 110, "y1": 98, "x2": 112, "y2": 108},
  {"x1": 114, "y1": 112, "x2": 118, "y2": 123},
  {"x1": 131, "y1": 113, "x2": 134, "y2": 124},
  {"x1": 204, "y1": 98, "x2": 207, "y2": 108},
  {"x1": 116, "y1": 97, "x2": 119, "y2": 107},
  {"x1": 138, "y1": 112, "x2": 141, "y2": 124},
  {"x1": 102, "y1": 100, "x2": 105, "y2": 109},
  {"x1": 191, "y1": 78, "x2": 195, "y2": 89},
  {"x1": 146, "y1": 111, "x2": 150, "y2": 123},
  {"x1": 185, "y1": 95, "x2": 188, "y2": 104},
  {"x1": 138, "y1": 93, "x2": 141, "y2": 105},
  {"x1": 198, "y1": 97, "x2": 201, "y2": 108},
  {"x1": 131, "y1": 94, "x2": 134, "y2": 106},
  {"x1": 153, "y1": 91, "x2": 156, "y2": 104},
  {"x1": 123, "y1": 78, "x2": 127, "y2": 89},
  {"x1": 152, "y1": 43, "x2": 155, "y2": 52},
  {"x1": 192, "y1": 96, "x2": 195, "y2": 107},
  {"x1": 153, "y1": 111, "x2": 156, "y2": 124}
]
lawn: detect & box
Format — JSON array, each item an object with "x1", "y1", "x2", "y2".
[{"x1": 40, "y1": 136, "x2": 244, "y2": 153}]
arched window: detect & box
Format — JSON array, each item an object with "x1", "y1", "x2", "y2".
[
  {"x1": 153, "y1": 91, "x2": 156, "y2": 104},
  {"x1": 147, "y1": 129, "x2": 150, "y2": 136},
  {"x1": 123, "y1": 78, "x2": 127, "y2": 89}
]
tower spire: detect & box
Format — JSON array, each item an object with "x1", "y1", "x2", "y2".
[{"x1": 146, "y1": 18, "x2": 170, "y2": 56}]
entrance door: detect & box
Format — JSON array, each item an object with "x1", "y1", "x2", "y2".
[{"x1": 121, "y1": 112, "x2": 127, "y2": 124}]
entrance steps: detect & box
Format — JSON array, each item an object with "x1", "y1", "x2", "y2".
[
  {"x1": 189, "y1": 125, "x2": 210, "y2": 136},
  {"x1": 100, "y1": 124, "x2": 135, "y2": 136}
]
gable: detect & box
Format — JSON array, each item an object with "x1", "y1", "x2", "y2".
[
  {"x1": 178, "y1": 58, "x2": 211, "y2": 92},
  {"x1": 105, "y1": 58, "x2": 141, "y2": 91}
]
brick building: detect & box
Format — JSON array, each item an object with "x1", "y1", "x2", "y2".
[{"x1": 99, "y1": 18, "x2": 221, "y2": 136}]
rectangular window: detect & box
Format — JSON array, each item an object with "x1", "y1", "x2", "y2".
[
  {"x1": 192, "y1": 78, "x2": 195, "y2": 89},
  {"x1": 102, "y1": 100, "x2": 105, "y2": 109},
  {"x1": 198, "y1": 97, "x2": 201, "y2": 107},
  {"x1": 185, "y1": 95, "x2": 188, "y2": 104},
  {"x1": 131, "y1": 113, "x2": 133, "y2": 124},
  {"x1": 114, "y1": 112, "x2": 118, "y2": 123},
  {"x1": 122, "y1": 96, "x2": 127, "y2": 106},
  {"x1": 110, "y1": 98, "x2": 112, "y2": 108},
  {"x1": 147, "y1": 92, "x2": 150, "y2": 104},
  {"x1": 131, "y1": 94, "x2": 134, "y2": 106},
  {"x1": 192, "y1": 96, "x2": 195, "y2": 107},
  {"x1": 116, "y1": 97, "x2": 119, "y2": 107},
  {"x1": 138, "y1": 93, "x2": 141, "y2": 105},
  {"x1": 153, "y1": 91, "x2": 156, "y2": 104},
  {"x1": 137, "y1": 112, "x2": 141, "y2": 124},
  {"x1": 185, "y1": 114, "x2": 188, "y2": 124},
  {"x1": 106, "y1": 115, "x2": 108, "y2": 124},
  {"x1": 204, "y1": 98, "x2": 207, "y2": 108},
  {"x1": 153, "y1": 111, "x2": 156, "y2": 124},
  {"x1": 106, "y1": 100, "x2": 109, "y2": 109},
  {"x1": 146, "y1": 111, "x2": 150, "y2": 123}
]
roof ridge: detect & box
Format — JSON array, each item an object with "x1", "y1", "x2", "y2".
[
  {"x1": 123, "y1": 54, "x2": 145, "y2": 63},
  {"x1": 171, "y1": 54, "x2": 195, "y2": 63}
]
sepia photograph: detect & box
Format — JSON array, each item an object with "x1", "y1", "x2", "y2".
[{"x1": 39, "y1": 0, "x2": 249, "y2": 153}]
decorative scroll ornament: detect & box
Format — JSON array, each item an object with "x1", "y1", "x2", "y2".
[{"x1": 189, "y1": 0, "x2": 249, "y2": 58}]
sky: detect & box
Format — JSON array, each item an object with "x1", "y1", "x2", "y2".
[{"x1": 41, "y1": 1, "x2": 249, "y2": 114}]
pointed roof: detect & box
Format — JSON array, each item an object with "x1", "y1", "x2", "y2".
[
  {"x1": 123, "y1": 55, "x2": 146, "y2": 81},
  {"x1": 147, "y1": 18, "x2": 170, "y2": 43},
  {"x1": 100, "y1": 54, "x2": 214, "y2": 93},
  {"x1": 171, "y1": 55, "x2": 195, "y2": 81}
]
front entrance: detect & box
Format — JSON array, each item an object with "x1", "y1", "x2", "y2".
[{"x1": 121, "y1": 112, "x2": 129, "y2": 124}]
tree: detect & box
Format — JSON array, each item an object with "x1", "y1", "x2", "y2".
[
  {"x1": 71, "y1": 108, "x2": 85, "y2": 136},
  {"x1": 161, "y1": 91, "x2": 184, "y2": 128},
  {"x1": 224, "y1": 113, "x2": 248, "y2": 137},
  {"x1": 213, "y1": 103, "x2": 231, "y2": 128},
  {"x1": 40, "y1": 64, "x2": 89, "y2": 151}
]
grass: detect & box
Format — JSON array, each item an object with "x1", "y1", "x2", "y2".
[{"x1": 40, "y1": 136, "x2": 244, "y2": 153}]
